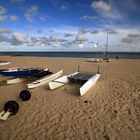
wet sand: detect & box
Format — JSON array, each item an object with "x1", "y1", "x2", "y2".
[{"x1": 0, "y1": 56, "x2": 140, "y2": 140}]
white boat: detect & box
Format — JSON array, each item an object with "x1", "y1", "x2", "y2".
[
  {"x1": 49, "y1": 72, "x2": 79, "y2": 89},
  {"x1": 103, "y1": 58, "x2": 110, "y2": 62},
  {"x1": 87, "y1": 58, "x2": 103, "y2": 63},
  {"x1": 4, "y1": 67, "x2": 50, "y2": 85},
  {"x1": 80, "y1": 74, "x2": 100, "y2": 96},
  {"x1": 27, "y1": 70, "x2": 63, "y2": 89},
  {"x1": 49, "y1": 72, "x2": 100, "y2": 96},
  {"x1": 6, "y1": 78, "x2": 26, "y2": 85},
  {"x1": 0, "y1": 61, "x2": 11, "y2": 66}
]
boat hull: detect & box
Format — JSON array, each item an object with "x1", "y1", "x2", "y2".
[
  {"x1": 28, "y1": 70, "x2": 63, "y2": 89},
  {"x1": 80, "y1": 74, "x2": 100, "y2": 96},
  {"x1": 6, "y1": 78, "x2": 26, "y2": 85},
  {"x1": 0, "y1": 61, "x2": 11, "y2": 66},
  {"x1": 87, "y1": 58, "x2": 103, "y2": 63},
  {"x1": 49, "y1": 72, "x2": 79, "y2": 89},
  {"x1": 0, "y1": 68, "x2": 44, "y2": 77}
]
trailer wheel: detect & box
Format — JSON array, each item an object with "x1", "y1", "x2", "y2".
[
  {"x1": 20, "y1": 90, "x2": 31, "y2": 101},
  {"x1": 4, "y1": 101, "x2": 19, "y2": 115}
]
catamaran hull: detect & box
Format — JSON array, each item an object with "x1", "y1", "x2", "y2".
[
  {"x1": 49, "y1": 72, "x2": 79, "y2": 89},
  {"x1": 80, "y1": 74, "x2": 100, "y2": 96},
  {"x1": 6, "y1": 78, "x2": 26, "y2": 85},
  {"x1": 27, "y1": 70, "x2": 63, "y2": 89}
]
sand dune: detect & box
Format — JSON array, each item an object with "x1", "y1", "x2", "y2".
[{"x1": 0, "y1": 56, "x2": 140, "y2": 140}]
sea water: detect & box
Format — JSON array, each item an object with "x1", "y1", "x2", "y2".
[{"x1": 1, "y1": 52, "x2": 140, "y2": 59}]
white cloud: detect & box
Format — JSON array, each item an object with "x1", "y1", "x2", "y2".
[
  {"x1": 0, "y1": 15, "x2": 7, "y2": 22},
  {"x1": 80, "y1": 15, "x2": 99, "y2": 21},
  {"x1": 0, "y1": 31, "x2": 29, "y2": 46},
  {"x1": 75, "y1": 29, "x2": 88, "y2": 43},
  {"x1": 60, "y1": 5, "x2": 67, "y2": 10},
  {"x1": 91, "y1": 1, "x2": 123, "y2": 20},
  {"x1": 93, "y1": 43, "x2": 98, "y2": 48},
  {"x1": 121, "y1": 34, "x2": 140, "y2": 44},
  {"x1": 0, "y1": 25, "x2": 139, "y2": 52},
  {"x1": 51, "y1": 0, "x2": 68, "y2": 11},
  {"x1": 91, "y1": 30, "x2": 99, "y2": 34},
  {"x1": 40, "y1": 16, "x2": 45, "y2": 21},
  {"x1": 25, "y1": 5, "x2": 38, "y2": 22},
  {"x1": 103, "y1": 28, "x2": 118, "y2": 34},
  {"x1": 101, "y1": 9, "x2": 122, "y2": 19},
  {"x1": 30, "y1": 36, "x2": 50, "y2": 46},
  {"x1": 11, "y1": 32, "x2": 28, "y2": 45},
  {"x1": 9, "y1": 15, "x2": 18, "y2": 21},
  {"x1": 0, "y1": 7, "x2": 7, "y2": 22},
  {"x1": 49, "y1": 26, "x2": 78, "y2": 36},
  {"x1": 0, "y1": 35, "x2": 10, "y2": 42},
  {"x1": 78, "y1": 43, "x2": 84, "y2": 48},
  {"x1": 0, "y1": 28, "x2": 12, "y2": 34},
  {"x1": 52, "y1": 41, "x2": 61, "y2": 48},
  {"x1": 0, "y1": 6, "x2": 7, "y2": 15},
  {"x1": 49, "y1": 33, "x2": 58, "y2": 42},
  {"x1": 91, "y1": 1, "x2": 112, "y2": 11},
  {"x1": 49, "y1": 33, "x2": 61, "y2": 47},
  {"x1": 36, "y1": 29, "x2": 43, "y2": 33},
  {"x1": 64, "y1": 33, "x2": 74, "y2": 37}
]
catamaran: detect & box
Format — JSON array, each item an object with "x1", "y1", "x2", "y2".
[{"x1": 49, "y1": 71, "x2": 100, "y2": 96}]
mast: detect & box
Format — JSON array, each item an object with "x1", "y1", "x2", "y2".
[{"x1": 105, "y1": 33, "x2": 108, "y2": 57}]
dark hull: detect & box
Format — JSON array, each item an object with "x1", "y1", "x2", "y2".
[{"x1": 0, "y1": 69, "x2": 42, "y2": 77}]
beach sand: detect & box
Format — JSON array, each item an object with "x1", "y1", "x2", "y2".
[{"x1": 0, "y1": 56, "x2": 140, "y2": 140}]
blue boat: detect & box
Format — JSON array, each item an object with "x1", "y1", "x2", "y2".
[{"x1": 0, "y1": 67, "x2": 47, "y2": 77}]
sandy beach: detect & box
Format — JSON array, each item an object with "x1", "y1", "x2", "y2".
[{"x1": 0, "y1": 56, "x2": 140, "y2": 140}]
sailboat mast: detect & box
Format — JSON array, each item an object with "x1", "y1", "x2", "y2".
[
  {"x1": 105, "y1": 33, "x2": 108, "y2": 57},
  {"x1": 106, "y1": 33, "x2": 108, "y2": 55}
]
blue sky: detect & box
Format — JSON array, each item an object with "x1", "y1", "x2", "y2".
[{"x1": 0, "y1": 0, "x2": 140, "y2": 52}]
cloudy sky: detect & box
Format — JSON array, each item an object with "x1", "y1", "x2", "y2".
[{"x1": 0, "y1": 0, "x2": 140, "y2": 52}]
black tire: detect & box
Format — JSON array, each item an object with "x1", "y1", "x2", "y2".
[
  {"x1": 20, "y1": 90, "x2": 31, "y2": 101},
  {"x1": 4, "y1": 100, "x2": 19, "y2": 115}
]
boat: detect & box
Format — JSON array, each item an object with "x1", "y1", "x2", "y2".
[
  {"x1": 80, "y1": 74, "x2": 100, "y2": 96},
  {"x1": 103, "y1": 57, "x2": 110, "y2": 62},
  {"x1": 49, "y1": 71, "x2": 100, "y2": 96},
  {"x1": 6, "y1": 78, "x2": 26, "y2": 85},
  {"x1": 0, "y1": 67, "x2": 19, "y2": 73},
  {"x1": 27, "y1": 70, "x2": 63, "y2": 89},
  {"x1": 0, "y1": 67, "x2": 47, "y2": 77},
  {"x1": 0, "y1": 61, "x2": 11, "y2": 66},
  {"x1": 6, "y1": 68, "x2": 52, "y2": 85},
  {"x1": 87, "y1": 58, "x2": 103, "y2": 63},
  {"x1": 49, "y1": 72, "x2": 78, "y2": 89}
]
